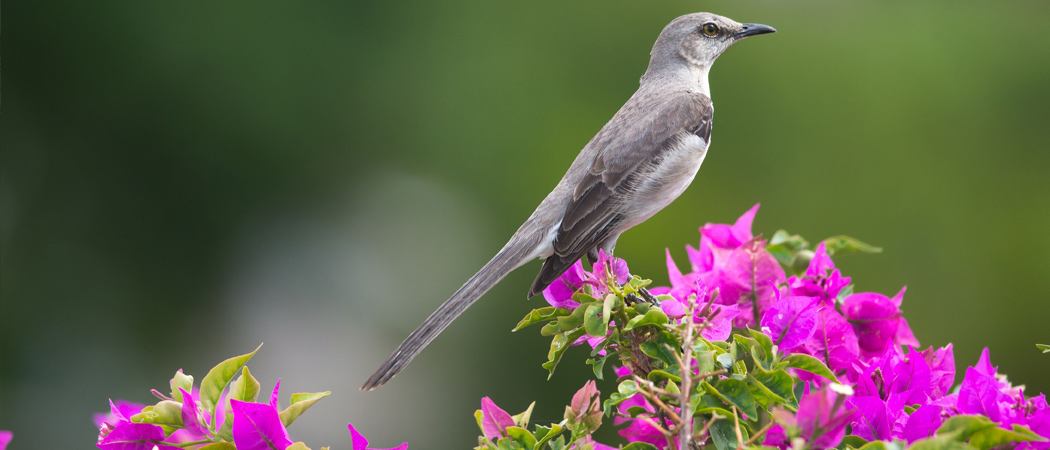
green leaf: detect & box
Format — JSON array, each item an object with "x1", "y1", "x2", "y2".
[
  {"x1": 540, "y1": 321, "x2": 560, "y2": 336},
  {"x1": 131, "y1": 400, "x2": 183, "y2": 427},
  {"x1": 696, "y1": 350, "x2": 716, "y2": 376},
  {"x1": 534, "y1": 424, "x2": 564, "y2": 449},
  {"x1": 279, "y1": 391, "x2": 331, "y2": 427},
  {"x1": 511, "y1": 401, "x2": 535, "y2": 428},
  {"x1": 556, "y1": 305, "x2": 590, "y2": 332},
  {"x1": 716, "y1": 353, "x2": 734, "y2": 370},
  {"x1": 907, "y1": 434, "x2": 976, "y2": 450},
  {"x1": 602, "y1": 293, "x2": 619, "y2": 328},
  {"x1": 495, "y1": 436, "x2": 523, "y2": 450},
  {"x1": 200, "y1": 443, "x2": 238, "y2": 450},
  {"x1": 632, "y1": 302, "x2": 651, "y2": 315},
  {"x1": 710, "y1": 419, "x2": 748, "y2": 450},
  {"x1": 696, "y1": 393, "x2": 734, "y2": 418},
  {"x1": 543, "y1": 329, "x2": 587, "y2": 378},
  {"x1": 937, "y1": 415, "x2": 1047, "y2": 450},
  {"x1": 770, "y1": 230, "x2": 810, "y2": 249},
  {"x1": 624, "y1": 309, "x2": 669, "y2": 331},
  {"x1": 748, "y1": 329, "x2": 776, "y2": 366},
  {"x1": 474, "y1": 409, "x2": 486, "y2": 434},
  {"x1": 286, "y1": 443, "x2": 312, "y2": 450},
  {"x1": 571, "y1": 290, "x2": 600, "y2": 305},
  {"x1": 839, "y1": 435, "x2": 869, "y2": 449},
  {"x1": 705, "y1": 379, "x2": 758, "y2": 419},
  {"x1": 836, "y1": 284, "x2": 855, "y2": 303},
  {"x1": 855, "y1": 442, "x2": 894, "y2": 450},
  {"x1": 603, "y1": 380, "x2": 639, "y2": 416},
  {"x1": 504, "y1": 426, "x2": 537, "y2": 448},
  {"x1": 549, "y1": 435, "x2": 566, "y2": 450},
  {"x1": 779, "y1": 353, "x2": 839, "y2": 383},
  {"x1": 640, "y1": 331, "x2": 679, "y2": 366},
  {"x1": 1037, "y1": 344, "x2": 1050, "y2": 353},
  {"x1": 513, "y1": 307, "x2": 570, "y2": 331},
  {"x1": 648, "y1": 369, "x2": 682, "y2": 384},
  {"x1": 228, "y1": 366, "x2": 261, "y2": 403},
  {"x1": 584, "y1": 303, "x2": 607, "y2": 337},
  {"x1": 586, "y1": 354, "x2": 608, "y2": 380},
  {"x1": 733, "y1": 334, "x2": 759, "y2": 356},
  {"x1": 748, "y1": 369, "x2": 794, "y2": 407},
  {"x1": 170, "y1": 369, "x2": 194, "y2": 402},
  {"x1": 822, "y1": 235, "x2": 882, "y2": 255},
  {"x1": 200, "y1": 343, "x2": 262, "y2": 418},
  {"x1": 790, "y1": 250, "x2": 816, "y2": 275},
  {"x1": 622, "y1": 443, "x2": 660, "y2": 450}
]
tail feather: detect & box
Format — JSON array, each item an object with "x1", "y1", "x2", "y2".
[
  {"x1": 360, "y1": 236, "x2": 538, "y2": 390},
  {"x1": 528, "y1": 253, "x2": 578, "y2": 298}
]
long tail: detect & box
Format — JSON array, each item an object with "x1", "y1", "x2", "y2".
[{"x1": 360, "y1": 233, "x2": 542, "y2": 390}]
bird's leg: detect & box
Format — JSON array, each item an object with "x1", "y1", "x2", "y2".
[{"x1": 638, "y1": 286, "x2": 660, "y2": 305}]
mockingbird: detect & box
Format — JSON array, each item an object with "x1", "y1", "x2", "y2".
[{"x1": 362, "y1": 12, "x2": 775, "y2": 390}]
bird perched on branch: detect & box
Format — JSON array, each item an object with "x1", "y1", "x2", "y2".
[{"x1": 362, "y1": 12, "x2": 775, "y2": 390}]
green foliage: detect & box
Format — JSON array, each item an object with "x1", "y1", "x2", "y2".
[{"x1": 115, "y1": 345, "x2": 330, "y2": 449}]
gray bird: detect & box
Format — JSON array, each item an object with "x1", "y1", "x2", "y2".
[{"x1": 362, "y1": 12, "x2": 775, "y2": 390}]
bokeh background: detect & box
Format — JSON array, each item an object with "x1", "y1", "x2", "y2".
[{"x1": 3, "y1": 1, "x2": 1049, "y2": 449}]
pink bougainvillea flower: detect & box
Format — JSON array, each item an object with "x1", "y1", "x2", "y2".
[
  {"x1": 842, "y1": 288, "x2": 913, "y2": 358},
  {"x1": 848, "y1": 395, "x2": 894, "y2": 441},
  {"x1": 614, "y1": 394, "x2": 668, "y2": 448},
  {"x1": 0, "y1": 431, "x2": 11, "y2": 450},
  {"x1": 950, "y1": 347, "x2": 1050, "y2": 448},
  {"x1": 699, "y1": 203, "x2": 759, "y2": 250},
  {"x1": 847, "y1": 346, "x2": 940, "y2": 441},
  {"x1": 97, "y1": 422, "x2": 181, "y2": 450},
  {"x1": 902, "y1": 404, "x2": 944, "y2": 443},
  {"x1": 715, "y1": 238, "x2": 786, "y2": 327},
  {"x1": 698, "y1": 303, "x2": 742, "y2": 341},
  {"x1": 230, "y1": 399, "x2": 293, "y2": 450},
  {"x1": 802, "y1": 306, "x2": 860, "y2": 376},
  {"x1": 270, "y1": 378, "x2": 282, "y2": 409},
  {"x1": 918, "y1": 344, "x2": 956, "y2": 399},
  {"x1": 567, "y1": 381, "x2": 603, "y2": 436},
  {"x1": 656, "y1": 249, "x2": 710, "y2": 306},
  {"x1": 542, "y1": 250, "x2": 630, "y2": 309},
  {"x1": 569, "y1": 380, "x2": 601, "y2": 420},
  {"x1": 684, "y1": 204, "x2": 758, "y2": 276},
  {"x1": 760, "y1": 293, "x2": 819, "y2": 351},
  {"x1": 348, "y1": 423, "x2": 408, "y2": 450},
  {"x1": 787, "y1": 242, "x2": 851, "y2": 305},
  {"x1": 95, "y1": 399, "x2": 187, "y2": 450},
  {"x1": 178, "y1": 388, "x2": 208, "y2": 437},
  {"x1": 480, "y1": 397, "x2": 516, "y2": 441},
  {"x1": 796, "y1": 385, "x2": 856, "y2": 448},
  {"x1": 93, "y1": 399, "x2": 146, "y2": 430}
]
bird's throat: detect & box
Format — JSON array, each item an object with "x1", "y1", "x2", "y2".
[{"x1": 690, "y1": 64, "x2": 713, "y2": 98}]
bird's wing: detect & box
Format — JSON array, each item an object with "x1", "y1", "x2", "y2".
[{"x1": 529, "y1": 91, "x2": 713, "y2": 296}]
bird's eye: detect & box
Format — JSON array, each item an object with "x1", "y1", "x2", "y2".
[{"x1": 701, "y1": 23, "x2": 719, "y2": 37}]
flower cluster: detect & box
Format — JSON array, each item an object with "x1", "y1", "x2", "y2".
[
  {"x1": 522, "y1": 204, "x2": 1049, "y2": 450},
  {"x1": 94, "y1": 345, "x2": 404, "y2": 450},
  {"x1": 474, "y1": 382, "x2": 616, "y2": 450}
]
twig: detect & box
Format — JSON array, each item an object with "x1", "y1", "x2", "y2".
[
  {"x1": 732, "y1": 406, "x2": 744, "y2": 449},
  {"x1": 693, "y1": 413, "x2": 723, "y2": 442},
  {"x1": 678, "y1": 292, "x2": 699, "y2": 449},
  {"x1": 638, "y1": 415, "x2": 674, "y2": 438},
  {"x1": 633, "y1": 377, "x2": 682, "y2": 423},
  {"x1": 739, "y1": 420, "x2": 778, "y2": 448}
]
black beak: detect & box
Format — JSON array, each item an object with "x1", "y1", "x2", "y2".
[{"x1": 734, "y1": 23, "x2": 777, "y2": 40}]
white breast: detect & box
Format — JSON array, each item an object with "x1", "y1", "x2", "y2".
[{"x1": 620, "y1": 133, "x2": 710, "y2": 230}]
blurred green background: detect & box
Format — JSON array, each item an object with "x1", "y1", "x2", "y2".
[{"x1": 3, "y1": 1, "x2": 1049, "y2": 448}]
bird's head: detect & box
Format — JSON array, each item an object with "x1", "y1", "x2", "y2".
[{"x1": 644, "y1": 13, "x2": 775, "y2": 83}]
